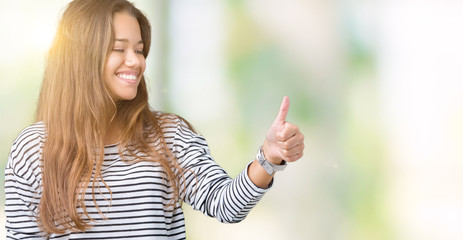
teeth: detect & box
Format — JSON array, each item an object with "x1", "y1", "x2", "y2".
[{"x1": 118, "y1": 74, "x2": 137, "y2": 80}]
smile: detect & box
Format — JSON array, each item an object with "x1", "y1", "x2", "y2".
[{"x1": 117, "y1": 73, "x2": 137, "y2": 80}]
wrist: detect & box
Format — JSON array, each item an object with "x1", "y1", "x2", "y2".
[
  {"x1": 262, "y1": 140, "x2": 283, "y2": 165},
  {"x1": 256, "y1": 146, "x2": 287, "y2": 176}
]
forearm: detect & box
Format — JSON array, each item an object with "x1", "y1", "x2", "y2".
[
  {"x1": 247, "y1": 159, "x2": 275, "y2": 189},
  {"x1": 184, "y1": 162, "x2": 269, "y2": 223}
]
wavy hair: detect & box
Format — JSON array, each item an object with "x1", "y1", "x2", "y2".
[{"x1": 36, "y1": 0, "x2": 189, "y2": 233}]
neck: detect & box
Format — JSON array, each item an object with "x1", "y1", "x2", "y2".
[{"x1": 104, "y1": 117, "x2": 122, "y2": 145}]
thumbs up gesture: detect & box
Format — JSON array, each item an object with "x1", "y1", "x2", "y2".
[{"x1": 262, "y1": 96, "x2": 305, "y2": 165}]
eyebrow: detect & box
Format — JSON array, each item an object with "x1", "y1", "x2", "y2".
[{"x1": 114, "y1": 39, "x2": 144, "y2": 45}]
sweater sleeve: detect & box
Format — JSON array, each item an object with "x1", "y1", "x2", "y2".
[
  {"x1": 171, "y1": 120, "x2": 270, "y2": 223},
  {"x1": 4, "y1": 124, "x2": 48, "y2": 239}
]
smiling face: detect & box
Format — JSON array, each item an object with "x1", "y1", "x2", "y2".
[{"x1": 104, "y1": 12, "x2": 146, "y2": 101}]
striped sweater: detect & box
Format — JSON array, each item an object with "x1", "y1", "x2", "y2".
[{"x1": 4, "y1": 115, "x2": 269, "y2": 239}]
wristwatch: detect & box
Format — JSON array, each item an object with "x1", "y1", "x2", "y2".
[{"x1": 256, "y1": 146, "x2": 287, "y2": 176}]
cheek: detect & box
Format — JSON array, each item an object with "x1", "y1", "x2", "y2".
[
  {"x1": 105, "y1": 56, "x2": 119, "y2": 77},
  {"x1": 140, "y1": 58, "x2": 146, "y2": 73}
]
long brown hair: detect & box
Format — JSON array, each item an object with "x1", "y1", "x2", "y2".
[{"x1": 36, "y1": 0, "x2": 187, "y2": 233}]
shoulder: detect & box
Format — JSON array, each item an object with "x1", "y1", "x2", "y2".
[
  {"x1": 7, "y1": 122, "x2": 46, "y2": 174},
  {"x1": 154, "y1": 111, "x2": 197, "y2": 135},
  {"x1": 151, "y1": 111, "x2": 202, "y2": 146}
]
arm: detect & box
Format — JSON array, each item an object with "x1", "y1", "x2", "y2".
[
  {"x1": 248, "y1": 96, "x2": 305, "y2": 188},
  {"x1": 4, "y1": 168, "x2": 47, "y2": 240},
  {"x1": 4, "y1": 124, "x2": 47, "y2": 239},
  {"x1": 173, "y1": 122, "x2": 269, "y2": 223},
  {"x1": 4, "y1": 124, "x2": 48, "y2": 239},
  {"x1": 171, "y1": 96, "x2": 304, "y2": 222}
]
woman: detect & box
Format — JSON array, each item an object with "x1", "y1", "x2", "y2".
[{"x1": 4, "y1": 0, "x2": 304, "y2": 239}]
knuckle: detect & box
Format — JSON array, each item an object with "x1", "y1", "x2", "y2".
[
  {"x1": 279, "y1": 141, "x2": 287, "y2": 149},
  {"x1": 283, "y1": 142, "x2": 290, "y2": 149}
]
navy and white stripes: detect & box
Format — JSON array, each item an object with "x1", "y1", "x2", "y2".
[{"x1": 4, "y1": 115, "x2": 269, "y2": 239}]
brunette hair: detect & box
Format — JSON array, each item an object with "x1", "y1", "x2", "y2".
[{"x1": 36, "y1": 0, "x2": 187, "y2": 233}]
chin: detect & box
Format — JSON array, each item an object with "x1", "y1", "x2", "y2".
[
  {"x1": 116, "y1": 92, "x2": 138, "y2": 101},
  {"x1": 123, "y1": 94, "x2": 137, "y2": 101}
]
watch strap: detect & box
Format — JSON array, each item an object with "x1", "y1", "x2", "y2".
[{"x1": 256, "y1": 147, "x2": 287, "y2": 175}]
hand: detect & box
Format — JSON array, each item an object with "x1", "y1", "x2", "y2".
[{"x1": 262, "y1": 96, "x2": 305, "y2": 165}]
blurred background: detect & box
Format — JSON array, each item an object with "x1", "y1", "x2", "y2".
[{"x1": 1, "y1": 0, "x2": 463, "y2": 239}]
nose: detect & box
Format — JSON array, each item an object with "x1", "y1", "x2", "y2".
[{"x1": 124, "y1": 49, "x2": 141, "y2": 67}]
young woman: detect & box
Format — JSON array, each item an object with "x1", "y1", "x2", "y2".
[{"x1": 4, "y1": 0, "x2": 304, "y2": 239}]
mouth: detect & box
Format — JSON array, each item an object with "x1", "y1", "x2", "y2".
[{"x1": 116, "y1": 72, "x2": 139, "y2": 84}]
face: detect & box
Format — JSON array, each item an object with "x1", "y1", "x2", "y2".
[{"x1": 104, "y1": 12, "x2": 146, "y2": 101}]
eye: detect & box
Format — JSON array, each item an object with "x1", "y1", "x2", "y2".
[
  {"x1": 135, "y1": 49, "x2": 144, "y2": 55},
  {"x1": 112, "y1": 48, "x2": 124, "y2": 53}
]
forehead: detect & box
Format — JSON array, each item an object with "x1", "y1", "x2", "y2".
[{"x1": 112, "y1": 12, "x2": 142, "y2": 39}]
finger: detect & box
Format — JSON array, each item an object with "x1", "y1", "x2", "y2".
[
  {"x1": 282, "y1": 148, "x2": 304, "y2": 162},
  {"x1": 279, "y1": 133, "x2": 304, "y2": 150},
  {"x1": 278, "y1": 122, "x2": 299, "y2": 142},
  {"x1": 274, "y1": 96, "x2": 290, "y2": 125},
  {"x1": 280, "y1": 141, "x2": 304, "y2": 155},
  {"x1": 284, "y1": 152, "x2": 303, "y2": 162},
  {"x1": 280, "y1": 145, "x2": 304, "y2": 162}
]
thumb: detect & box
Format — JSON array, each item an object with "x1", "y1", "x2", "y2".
[{"x1": 274, "y1": 96, "x2": 290, "y2": 125}]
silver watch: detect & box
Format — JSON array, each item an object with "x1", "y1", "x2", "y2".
[{"x1": 256, "y1": 147, "x2": 287, "y2": 176}]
